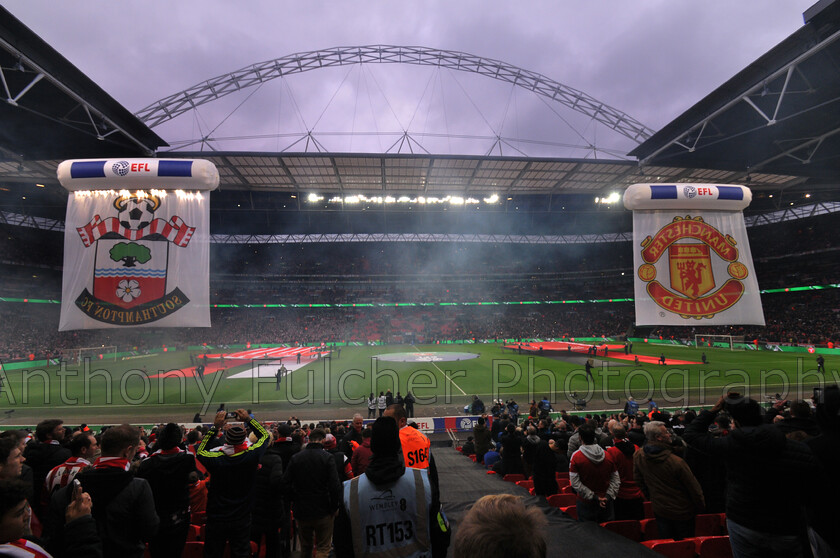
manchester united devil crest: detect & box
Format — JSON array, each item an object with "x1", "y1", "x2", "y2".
[{"x1": 637, "y1": 216, "x2": 748, "y2": 319}]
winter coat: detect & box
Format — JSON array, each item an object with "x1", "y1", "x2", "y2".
[
  {"x1": 56, "y1": 468, "x2": 159, "y2": 558},
  {"x1": 251, "y1": 445, "x2": 286, "y2": 530},
  {"x1": 472, "y1": 425, "x2": 493, "y2": 461},
  {"x1": 606, "y1": 440, "x2": 644, "y2": 500},
  {"x1": 683, "y1": 409, "x2": 818, "y2": 535},
  {"x1": 281, "y1": 442, "x2": 342, "y2": 521},
  {"x1": 633, "y1": 442, "x2": 704, "y2": 521}
]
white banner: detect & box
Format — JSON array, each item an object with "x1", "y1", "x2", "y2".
[
  {"x1": 625, "y1": 184, "x2": 764, "y2": 326},
  {"x1": 59, "y1": 190, "x2": 211, "y2": 330}
]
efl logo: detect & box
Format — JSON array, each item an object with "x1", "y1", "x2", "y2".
[
  {"x1": 112, "y1": 160, "x2": 152, "y2": 176},
  {"x1": 637, "y1": 216, "x2": 749, "y2": 319}
]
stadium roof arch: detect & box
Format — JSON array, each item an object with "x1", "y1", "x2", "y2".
[{"x1": 0, "y1": 3, "x2": 838, "y2": 218}]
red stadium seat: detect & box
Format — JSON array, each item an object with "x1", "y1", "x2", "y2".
[
  {"x1": 599, "y1": 520, "x2": 642, "y2": 542},
  {"x1": 561, "y1": 484, "x2": 576, "y2": 494},
  {"x1": 469, "y1": 454, "x2": 477, "y2": 462},
  {"x1": 186, "y1": 524, "x2": 201, "y2": 542},
  {"x1": 556, "y1": 478, "x2": 571, "y2": 488},
  {"x1": 643, "y1": 500, "x2": 654, "y2": 518},
  {"x1": 516, "y1": 479, "x2": 534, "y2": 491},
  {"x1": 694, "y1": 535, "x2": 733, "y2": 558},
  {"x1": 640, "y1": 518, "x2": 659, "y2": 540},
  {"x1": 640, "y1": 539, "x2": 695, "y2": 558},
  {"x1": 556, "y1": 472, "x2": 570, "y2": 479},
  {"x1": 455, "y1": 446, "x2": 462, "y2": 452},
  {"x1": 695, "y1": 513, "x2": 724, "y2": 536},
  {"x1": 546, "y1": 493, "x2": 577, "y2": 508},
  {"x1": 502, "y1": 474, "x2": 526, "y2": 483},
  {"x1": 716, "y1": 513, "x2": 728, "y2": 534},
  {"x1": 559, "y1": 505, "x2": 577, "y2": 520},
  {"x1": 182, "y1": 542, "x2": 204, "y2": 558},
  {"x1": 486, "y1": 470, "x2": 497, "y2": 474}
]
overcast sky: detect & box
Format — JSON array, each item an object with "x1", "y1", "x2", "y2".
[{"x1": 4, "y1": 1, "x2": 816, "y2": 158}]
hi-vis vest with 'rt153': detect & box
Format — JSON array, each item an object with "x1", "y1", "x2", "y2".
[
  {"x1": 345, "y1": 468, "x2": 432, "y2": 558},
  {"x1": 400, "y1": 426, "x2": 430, "y2": 469}
]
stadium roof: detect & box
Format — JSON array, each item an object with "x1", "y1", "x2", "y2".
[
  {"x1": 0, "y1": 3, "x2": 834, "y2": 202},
  {"x1": 630, "y1": 0, "x2": 840, "y2": 190},
  {"x1": 158, "y1": 152, "x2": 806, "y2": 196},
  {"x1": 0, "y1": 6, "x2": 166, "y2": 167}
]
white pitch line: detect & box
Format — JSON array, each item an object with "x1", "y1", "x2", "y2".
[{"x1": 410, "y1": 346, "x2": 467, "y2": 396}]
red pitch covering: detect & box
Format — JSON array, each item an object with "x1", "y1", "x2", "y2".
[
  {"x1": 608, "y1": 353, "x2": 700, "y2": 365},
  {"x1": 504, "y1": 341, "x2": 700, "y2": 365},
  {"x1": 149, "y1": 346, "x2": 323, "y2": 378}
]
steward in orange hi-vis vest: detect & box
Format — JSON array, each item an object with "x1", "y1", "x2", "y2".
[
  {"x1": 399, "y1": 423, "x2": 431, "y2": 469},
  {"x1": 383, "y1": 404, "x2": 431, "y2": 469}
]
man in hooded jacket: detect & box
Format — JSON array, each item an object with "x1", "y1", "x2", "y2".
[
  {"x1": 605, "y1": 424, "x2": 644, "y2": 521},
  {"x1": 569, "y1": 423, "x2": 619, "y2": 522}
]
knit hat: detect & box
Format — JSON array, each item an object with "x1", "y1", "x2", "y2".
[
  {"x1": 370, "y1": 416, "x2": 400, "y2": 456},
  {"x1": 323, "y1": 433, "x2": 337, "y2": 450},
  {"x1": 225, "y1": 425, "x2": 247, "y2": 445}
]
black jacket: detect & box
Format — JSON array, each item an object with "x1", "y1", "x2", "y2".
[
  {"x1": 805, "y1": 432, "x2": 840, "y2": 549},
  {"x1": 136, "y1": 451, "x2": 197, "y2": 527},
  {"x1": 683, "y1": 409, "x2": 818, "y2": 535},
  {"x1": 251, "y1": 445, "x2": 286, "y2": 530},
  {"x1": 339, "y1": 428, "x2": 363, "y2": 459},
  {"x1": 281, "y1": 442, "x2": 342, "y2": 521},
  {"x1": 52, "y1": 468, "x2": 159, "y2": 558},
  {"x1": 42, "y1": 514, "x2": 103, "y2": 558},
  {"x1": 24, "y1": 441, "x2": 71, "y2": 516},
  {"x1": 472, "y1": 425, "x2": 493, "y2": 461},
  {"x1": 196, "y1": 418, "x2": 271, "y2": 522}
]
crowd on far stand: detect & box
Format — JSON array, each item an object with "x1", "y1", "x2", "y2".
[
  {"x1": 461, "y1": 386, "x2": 840, "y2": 558},
  {"x1": 2, "y1": 288, "x2": 839, "y2": 363}
]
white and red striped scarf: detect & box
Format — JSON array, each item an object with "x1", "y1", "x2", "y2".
[
  {"x1": 1, "y1": 539, "x2": 51, "y2": 557},
  {"x1": 93, "y1": 457, "x2": 130, "y2": 471},
  {"x1": 43, "y1": 457, "x2": 91, "y2": 494},
  {"x1": 150, "y1": 447, "x2": 184, "y2": 457}
]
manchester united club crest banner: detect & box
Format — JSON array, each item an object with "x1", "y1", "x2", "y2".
[
  {"x1": 57, "y1": 159, "x2": 219, "y2": 330},
  {"x1": 624, "y1": 184, "x2": 765, "y2": 326}
]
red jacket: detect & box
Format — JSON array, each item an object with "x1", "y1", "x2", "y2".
[
  {"x1": 351, "y1": 438, "x2": 373, "y2": 477},
  {"x1": 606, "y1": 440, "x2": 644, "y2": 500}
]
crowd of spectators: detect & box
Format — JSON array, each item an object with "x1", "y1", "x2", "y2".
[
  {"x1": 0, "y1": 404, "x2": 449, "y2": 557},
  {"x1": 0, "y1": 286, "x2": 838, "y2": 361},
  {"x1": 2, "y1": 213, "x2": 840, "y2": 360},
  {"x1": 462, "y1": 385, "x2": 840, "y2": 557}
]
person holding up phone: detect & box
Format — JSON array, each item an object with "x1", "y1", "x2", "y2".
[
  {"x1": 1, "y1": 478, "x2": 101, "y2": 557},
  {"x1": 197, "y1": 409, "x2": 270, "y2": 558},
  {"x1": 683, "y1": 392, "x2": 819, "y2": 558}
]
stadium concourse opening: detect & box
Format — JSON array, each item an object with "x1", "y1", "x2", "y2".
[{"x1": 505, "y1": 341, "x2": 702, "y2": 365}]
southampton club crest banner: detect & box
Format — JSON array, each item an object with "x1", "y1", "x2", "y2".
[
  {"x1": 57, "y1": 159, "x2": 219, "y2": 330},
  {"x1": 624, "y1": 184, "x2": 765, "y2": 326}
]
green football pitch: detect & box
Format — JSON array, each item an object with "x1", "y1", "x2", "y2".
[{"x1": 0, "y1": 343, "x2": 833, "y2": 425}]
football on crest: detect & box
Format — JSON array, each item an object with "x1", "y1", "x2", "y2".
[{"x1": 118, "y1": 198, "x2": 157, "y2": 231}]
